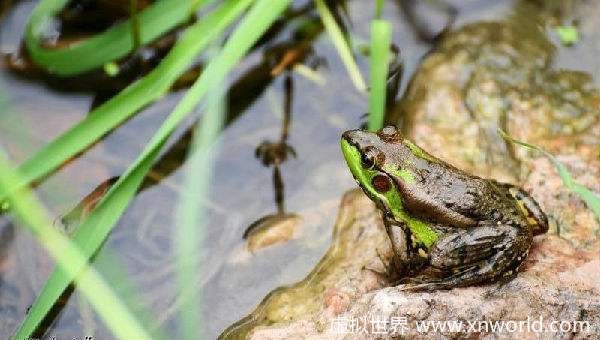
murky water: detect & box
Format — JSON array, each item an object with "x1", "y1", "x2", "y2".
[{"x1": 0, "y1": 0, "x2": 563, "y2": 338}]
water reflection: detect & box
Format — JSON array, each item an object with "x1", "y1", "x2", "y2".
[{"x1": 244, "y1": 73, "x2": 301, "y2": 251}]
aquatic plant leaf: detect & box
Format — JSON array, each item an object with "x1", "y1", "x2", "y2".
[
  {"x1": 12, "y1": 144, "x2": 163, "y2": 339},
  {"x1": 499, "y1": 129, "x2": 600, "y2": 220},
  {"x1": 368, "y1": 19, "x2": 392, "y2": 131},
  {"x1": 25, "y1": 0, "x2": 196, "y2": 75},
  {"x1": 0, "y1": 154, "x2": 153, "y2": 340},
  {"x1": 0, "y1": 0, "x2": 251, "y2": 202},
  {"x1": 315, "y1": 0, "x2": 366, "y2": 92},
  {"x1": 13, "y1": 0, "x2": 291, "y2": 338}
]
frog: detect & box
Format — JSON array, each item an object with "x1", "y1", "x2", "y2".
[{"x1": 340, "y1": 125, "x2": 548, "y2": 291}]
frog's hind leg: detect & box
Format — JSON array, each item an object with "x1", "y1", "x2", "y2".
[{"x1": 399, "y1": 224, "x2": 532, "y2": 291}]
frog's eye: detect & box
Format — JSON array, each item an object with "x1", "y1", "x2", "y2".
[
  {"x1": 361, "y1": 147, "x2": 382, "y2": 170},
  {"x1": 372, "y1": 174, "x2": 392, "y2": 193},
  {"x1": 361, "y1": 154, "x2": 375, "y2": 169}
]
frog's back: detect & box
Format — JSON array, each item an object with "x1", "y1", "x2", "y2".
[{"x1": 417, "y1": 159, "x2": 527, "y2": 228}]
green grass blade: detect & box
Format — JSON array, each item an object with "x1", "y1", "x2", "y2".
[
  {"x1": 375, "y1": 0, "x2": 384, "y2": 19},
  {"x1": 175, "y1": 82, "x2": 224, "y2": 340},
  {"x1": 0, "y1": 0, "x2": 252, "y2": 202},
  {"x1": 315, "y1": 0, "x2": 366, "y2": 92},
  {"x1": 367, "y1": 19, "x2": 392, "y2": 131},
  {"x1": 14, "y1": 0, "x2": 290, "y2": 337},
  {"x1": 499, "y1": 129, "x2": 600, "y2": 219},
  {"x1": 12, "y1": 142, "x2": 164, "y2": 339},
  {"x1": 0, "y1": 154, "x2": 153, "y2": 340},
  {"x1": 26, "y1": 0, "x2": 194, "y2": 75}
]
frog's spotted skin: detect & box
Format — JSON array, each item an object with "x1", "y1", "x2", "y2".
[{"x1": 340, "y1": 126, "x2": 548, "y2": 291}]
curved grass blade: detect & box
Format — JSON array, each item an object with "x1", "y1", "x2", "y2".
[
  {"x1": 499, "y1": 129, "x2": 600, "y2": 220},
  {"x1": 315, "y1": 0, "x2": 366, "y2": 92},
  {"x1": 367, "y1": 19, "x2": 392, "y2": 131},
  {"x1": 0, "y1": 0, "x2": 252, "y2": 202},
  {"x1": 26, "y1": 0, "x2": 194, "y2": 75},
  {"x1": 0, "y1": 154, "x2": 153, "y2": 340},
  {"x1": 14, "y1": 0, "x2": 291, "y2": 337}
]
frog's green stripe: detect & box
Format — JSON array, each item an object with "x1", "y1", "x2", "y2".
[
  {"x1": 25, "y1": 0, "x2": 201, "y2": 75},
  {"x1": 384, "y1": 187, "x2": 438, "y2": 248},
  {"x1": 383, "y1": 164, "x2": 416, "y2": 184},
  {"x1": 340, "y1": 139, "x2": 438, "y2": 248},
  {"x1": 403, "y1": 139, "x2": 438, "y2": 163}
]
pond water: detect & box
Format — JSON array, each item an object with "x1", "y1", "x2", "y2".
[{"x1": 0, "y1": 0, "x2": 544, "y2": 338}]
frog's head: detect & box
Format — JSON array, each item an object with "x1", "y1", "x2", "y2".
[{"x1": 340, "y1": 126, "x2": 423, "y2": 218}]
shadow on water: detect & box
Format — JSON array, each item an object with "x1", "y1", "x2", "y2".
[{"x1": 243, "y1": 72, "x2": 301, "y2": 247}]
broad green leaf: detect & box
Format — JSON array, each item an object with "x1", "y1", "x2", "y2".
[
  {"x1": 367, "y1": 19, "x2": 392, "y2": 131},
  {"x1": 14, "y1": 0, "x2": 291, "y2": 337},
  {"x1": 0, "y1": 153, "x2": 152, "y2": 340},
  {"x1": 499, "y1": 129, "x2": 600, "y2": 220},
  {"x1": 0, "y1": 0, "x2": 251, "y2": 202}
]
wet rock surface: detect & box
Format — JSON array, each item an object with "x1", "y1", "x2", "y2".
[
  {"x1": 220, "y1": 189, "x2": 392, "y2": 339},
  {"x1": 223, "y1": 190, "x2": 599, "y2": 339},
  {"x1": 222, "y1": 1, "x2": 600, "y2": 339}
]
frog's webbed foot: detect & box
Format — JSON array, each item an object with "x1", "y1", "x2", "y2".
[{"x1": 397, "y1": 223, "x2": 532, "y2": 291}]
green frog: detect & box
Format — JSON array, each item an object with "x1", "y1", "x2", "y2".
[{"x1": 341, "y1": 126, "x2": 548, "y2": 290}]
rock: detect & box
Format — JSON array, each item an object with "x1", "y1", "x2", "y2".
[
  {"x1": 396, "y1": 2, "x2": 599, "y2": 174},
  {"x1": 245, "y1": 213, "x2": 302, "y2": 253},
  {"x1": 222, "y1": 190, "x2": 600, "y2": 339},
  {"x1": 394, "y1": 0, "x2": 600, "y2": 248},
  {"x1": 220, "y1": 189, "x2": 392, "y2": 339}
]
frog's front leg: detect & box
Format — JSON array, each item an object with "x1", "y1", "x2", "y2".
[
  {"x1": 383, "y1": 215, "x2": 427, "y2": 278},
  {"x1": 400, "y1": 223, "x2": 532, "y2": 291}
]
